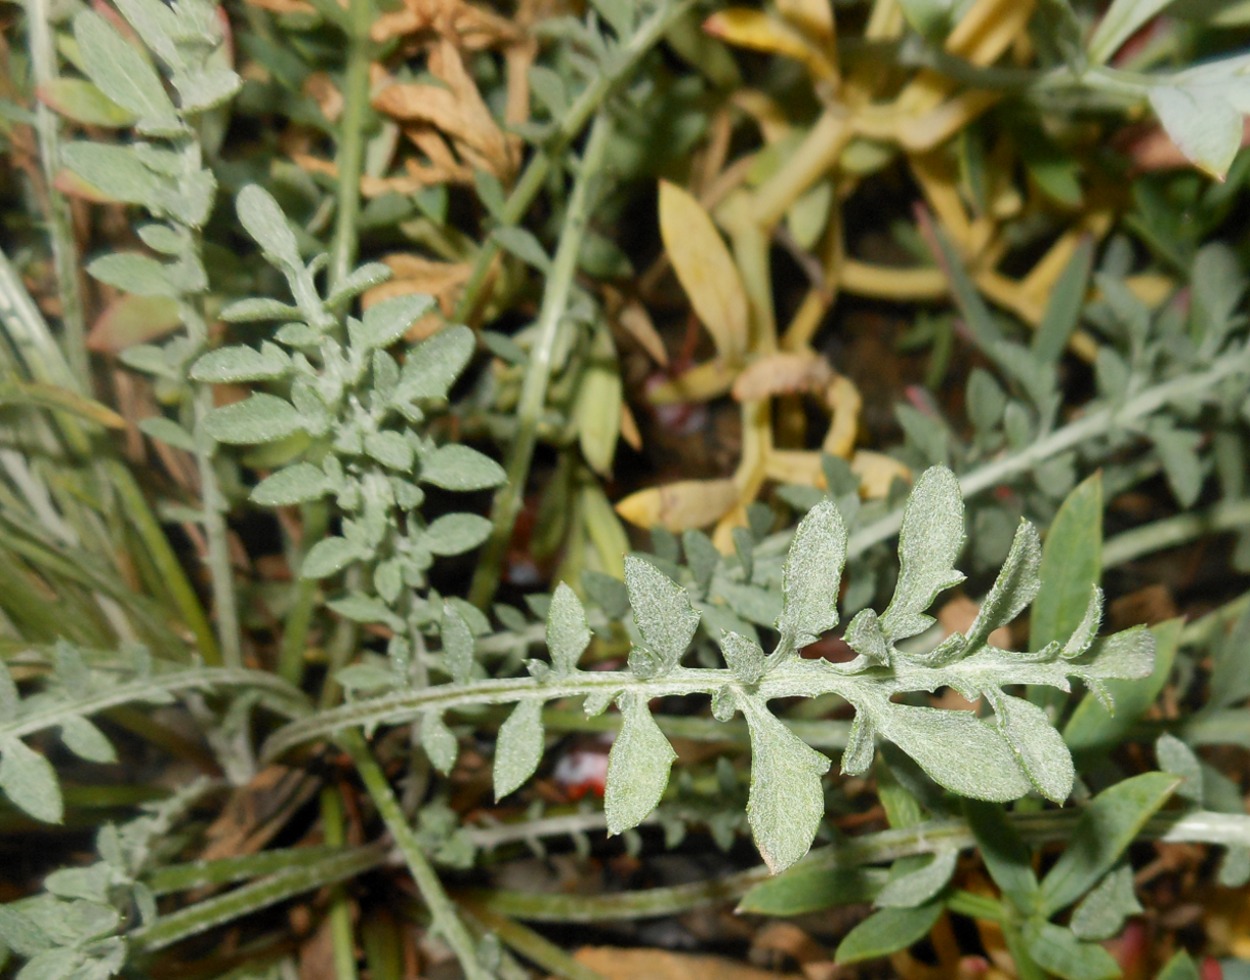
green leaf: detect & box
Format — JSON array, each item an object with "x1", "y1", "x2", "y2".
[
  {"x1": 880, "y1": 467, "x2": 965, "y2": 643},
  {"x1": 138, "y1": 417, "x2": 194, "y2": 451},
  {"x1": 441, "y1": 602, "x2": 475, "y2": 684},
  {"x1": 192, "y1": 342, "x2": 290, "y2": 383},
  {"x1": 737, "y1": 866, "x2": 887, "y2": 915},
  {"x1": 875, "y1": 847, "x2": 958, "y2": 908},
  {"x1": 1157, "y1": 951, "x2": 1203, "y2": 980},
  {"x1": 38, "y1": 78, "x2": 136, "y2": 128},
  {"x1": 546, "y1": 583, "x2": 589, "y2": 675},
  {"x1": 59, "y1": 717, "x2": 117, "y2": 764},
  {"x1": 359, "y1": 295, "x2": 434, "y2": 350},
  {"x1": 720, "y1": 630, "x2": 765, "y2": 685},
  {"x1": 1148, "y1": 81, "x2": 1244, "y2": 181},
  {"x1": 964, "y1": 520, "x2": 1041, "y2": 651},
  {"x1": 1022, "y1": 920, "x2": 1121, "y2": 980},
  {"x1": 396, "y1": 326, "x2": 475, "y2": 402},
  {"x1": 494, "y1": 700, "x2": 544, "y2": 799},
  {"x1": 424, "y1": 513, "x2": 491, "y2": 556},
  {"x1": 1086, "y1": 0, "x2": 1172, "y2": 64},
  {"x1": 604, "y1": 692, "x2": 676, "y2": 834},
  {"x1": 964, "y1": 800, "x2": 1040, "y2": 911},
  {"x1": 741, "y1": 696, "x2": 831, "y2": 873},
  {"x1": 86, "y1": 252, "x2": 177, "y2": 297},
  {"x1": 494, "y1": 227, "x2": 552, "y2": 274},
  {"x1": 328, "y1": 595, "x2": 398, "y2": 627},
  {"x1": 835, "y1": 900, "x2": 944, "y2": 963},
  {"x1": 1155, "y1": 732, "x2": 1204, "y2": 803},
  {"x1": 236, "y1": 184, "x2": 302, "y2": 271},
  {"x1": 420, "y1": 445, "x2": 505, "y2": 491},
  {"x1": 364, "y1": 431, "x2": 414, "y2": 471},
  {"x1": 993, "y1": 693, "x2": 1075, "y2": 803},
  {"x1": 204, "y1": 393, "x2": 304, "y2": 445},
  {"x1": 776, "y1": 499, "x2": 845, "y2": 650},
  {"x1": 1070, "y1": 863, "x2": 1142, "y2": 941},
  {"x1": 250, "y1": 463, "x2": 330, "y2": 507},
  {"x1": 0, "y1": 738, "x2": 63, "y2": 823},
  {"x1": 326, "y1": 262, "x2": 392, "y2": 307},
  {"x1": 421, "y1": 712, "x2": 458, "y2": 774},
  {"x1": 1065, "y1": 620, "x2": 1175, "y2": 751},
  {"x1": 625, "y1": 556, "x2": 700, "y2": 675},
  {"x1": 1039, "y1": 771, "x2": 1181, "y2": 916},
  {"x1": 1034, "y1": 239, "x2": 1093, "y2": 363},
  {"x1": 73, "y1": 11, "x2": 179, "y2": 134},
  {"x1": 61, "y1": 141, "x2": 167, "y2": 210},
  {"x1": 879, "y1": 704, "x2": 1030, "y2": 801},
  {"x1": 300, "y1": 536, "x2": 363, "y2": 579},
  {"x1": 1149, "y1": 425, "x2": 1204, "y2": 507},
  {"x1": 219, "y1": 298, "x2": 303, "y2": 322}
]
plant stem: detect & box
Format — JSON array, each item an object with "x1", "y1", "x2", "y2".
[
  {"x1": 451, "y1": 0, "x2": 694, "y2": 325},
  {"x1": 1103, "y1": 498, "x2": 1250, "y2": 569},
  {"x1": 327, "y1": 0, "x2": 373, "y2": 295},
  {"x1": 26, "y1": 0, "x2": 88, "y2": 386},
  {"x1": 341, "y1": 729, "x2": 488, "y2": 980},
  {"x1": 847, "y1": 347, "x2": 1250, "y2": 558},
  {"x1": 469, "y1": 114, "x2": 614, "y2": 608},
  {"x1": 321, "y1": 787, "x2": 360, "y2": 980}
]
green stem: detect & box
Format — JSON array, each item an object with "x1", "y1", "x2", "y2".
[
  {"x1": 327, "y1": 0, "x2": 373, "y2": 294},
  {"x1": 277, "y1": 503, "x2": 329, "y2": 686},
  {"x1": 148, "y1": 845, "x2": 344, "y2": 894},
  {"x1": 467, "y1": 807, "x2": 1250, "y2": 922},
  {"x1": 132, "y1": 843, "x2": 388, "y2": 952},
  {"x1": 1103, "y1": 497, "x2": 1250, "y2": 569},
  {"x1": 451, "y1": 0, "x2": 694, "y2": 325},
  {"x1": 322, "y1": 787, "x2": 361, "y2": 980},
  {"x1": 26, "y1": 0, "x2": 88, "y2": 386},
  {"x1": 341, "y1": 729, "x2": 488, "y2": 980},
  {"x1": 847, "y1": 347, "x2": 1250, "y2": 558},
  {"x1": 469, "y1": 114, "x2": 614, "y2": 608}
]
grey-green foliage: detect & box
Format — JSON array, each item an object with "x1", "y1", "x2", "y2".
[
  {"x1": 199, "y1": 185, "x2": 504, "y2": 682},
  {"x1": 0, "y1": 642, "x2": 306, "y2": 825},
  {"x1": 276, "y1": 465, "x2": 1155, "y2": 874},
  {"x1": 0, "y1": 779, "x2": 211, "y2": 980}
]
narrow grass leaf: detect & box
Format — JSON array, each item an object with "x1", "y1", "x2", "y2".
[
  {"x1": 964, "y1": 800, "x2": 1040, "y2": 911},
  {"x1": 738, "y1": 866, "x2": 887, "y2": 915}
]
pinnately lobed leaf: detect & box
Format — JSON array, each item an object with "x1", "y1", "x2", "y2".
[
  {"x1": 879, "y1": 466, "x2": 966, "y2": 643},
  {"x1": 741, "y1": 695, "x2": 831, "y2": 873},
  {"x1": 604, "y1": 693, "x2": 676, "y2": 835},
  {"x1": 776, "y1": 499, "x2": 846, "y2": 652},
  {"x1": 624, "y1": 556, "x2": 700, "y2": 674}
]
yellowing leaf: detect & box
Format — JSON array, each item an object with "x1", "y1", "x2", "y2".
[
  {"x1": 851, "y1": 451, "x2": 911, "y2": 498},
  {"x1": 704, "y1": 9, "x2": 836, "y2": 82},
  {"x1": 647, "y1": 359, "x2": 737, "y2": 405},
  {"x1": 615, "y1": 478, "x2": 739, "y2": 532},
  {"x1": 732, "y1": 351, "x2": 832, "y2": 402},
  {"x1": 88, "y1": 294, "x2": 180, "y2": 352},
  {"x1": 658, "y1": 181, "x2": 749, "y2": 363}
]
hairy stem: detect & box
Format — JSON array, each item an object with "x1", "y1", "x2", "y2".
[
  {"x1": 342, "y1": 729, "x2": 488, "y2": 980},
  {"x1": 469, "y1": 113, "x2": 614, "y2": 608}
]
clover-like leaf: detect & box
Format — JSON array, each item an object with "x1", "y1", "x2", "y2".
[
  {"x1": 493, "y1": 700, "x2": 544, "y2": 799},
  {"x1": 604, "y1": 692, "x2": 676, "y2": 835},
  {"x1": 776, "y1": 499, "x2": 845, "y2": 652},
  {"x1": 625, "y1": 556, "x2": 700, "y2": 675},
  {"x1": 879, "y1": 467, "x2": 966, "y2": 643},
  {"x1": 741, "y1": 695, "x2": 831, "y2": 873},
  {"x1": 546, "y1": 583, "x2": 590, "y2": 675}
]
